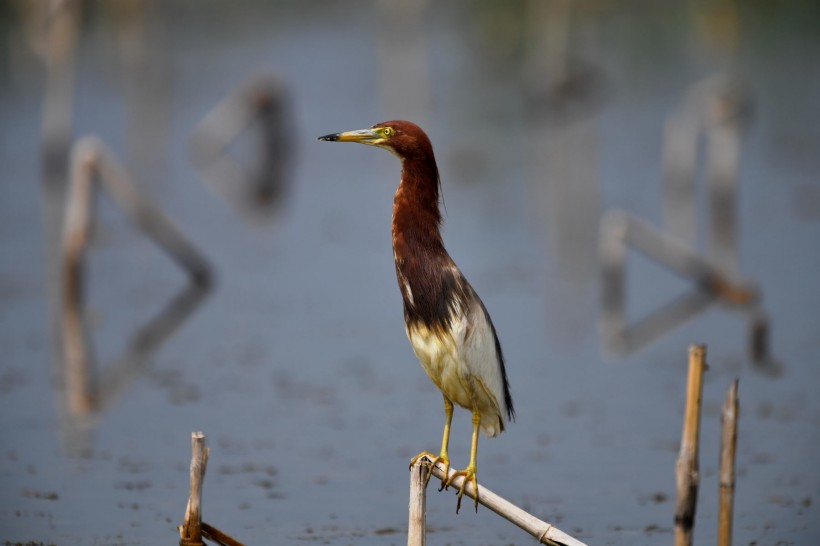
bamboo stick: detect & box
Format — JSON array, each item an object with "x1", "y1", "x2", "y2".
[
  {"x1": 407, "y1": 460, "x2": 428, "y2": 546},
  {"x1": 718, "y1": 380, "x2": 739, "y2": 546},
  {"x1": 675, "y1": 344, "x2": 706, "y2": 546},
  {"x1": 180, "y1": 432, "x2": 210, "y2": 546},
  {"x1": 419, "y1": 458, "x2": 588, "y2": 546},
  {"x1": 201, "y1": 522, "x2": 245, "y2": 546}
]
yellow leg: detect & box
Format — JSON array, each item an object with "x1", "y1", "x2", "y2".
[
  {"x1": 410, "y1": 397, "x2": 453, "y2": 487},
  {"x1": 445, "y1": 409, "x2": 480, "y2": 513}
]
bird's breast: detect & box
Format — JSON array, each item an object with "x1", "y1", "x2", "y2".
[{"x1": 405, "y1": 317, "x2": 473, "y2": 409}]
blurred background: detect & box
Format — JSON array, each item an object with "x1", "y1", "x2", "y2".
[{"x1": 1, "y1": 1, "x2": 819, "y2": 544}]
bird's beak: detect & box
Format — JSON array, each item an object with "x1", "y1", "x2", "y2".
[{"x1": 318, "y1": 128, "x2": 381, "y2": 145}]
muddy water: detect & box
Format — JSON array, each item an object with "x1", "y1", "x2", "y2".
[{"x1": 1, "y1": 2, "x2": 818, "y2": 545}]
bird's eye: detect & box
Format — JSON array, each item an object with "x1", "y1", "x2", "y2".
[{"x1": 382, "y1": 127, "x2": 395, "y2": 137}]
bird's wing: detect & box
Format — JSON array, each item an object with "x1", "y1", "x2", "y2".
[{"x1": 459, "y1": 283, "x2": 509, "y2": 437}]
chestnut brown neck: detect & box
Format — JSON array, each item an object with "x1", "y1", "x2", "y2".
[{"x1": 391, "y1": 154, "x2": 444, "y2": 257}]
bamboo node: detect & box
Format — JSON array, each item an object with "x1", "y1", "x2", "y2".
[{"x1": 537, "y1": 523, "x2": 554, "y2": 544}]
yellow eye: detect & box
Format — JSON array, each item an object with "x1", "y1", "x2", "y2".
[{"x1": 382, "y1": 127, "x2": 395, "y2": 137}]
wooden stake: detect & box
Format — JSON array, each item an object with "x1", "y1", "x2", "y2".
[
  {"x1": 718, "y1": 380, "x2": 739, "y2": 546},
  {"x1": 407, "y1": 460, "x2": 428, "y2": 546},
  {"x1": 418, "y1": 458, "x2": 588, "y2": 546},
  {"x1": 675, "y1": 344, "x2": 706, "y2": 546},
  {"x1": 180, "y1": 432, "x2": 210, "y2": 546}
]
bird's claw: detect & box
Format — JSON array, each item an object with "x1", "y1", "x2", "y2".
[
  {"x1": 445, "y1": 464, "x2": 478, "y2": 513},
  {"x1": 409, "y1": 451, "x2": 450, "y2": 489}
]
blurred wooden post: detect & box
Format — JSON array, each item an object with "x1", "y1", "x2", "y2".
[
  {"x1": 180, "y1": 432, "x2": 209, "y2": 546},
  {"x1": 675, "y1": 344, "x2": 706, "y2": 546},
  {"x1": 718, "y1": 380, "x2": 739, "y2": 546},
  {"x1": 41, "y1": 0, "x2": 80, "y2": 173},
  {"x1": 408, "y1": 460, "x2": 428, "y2": 546}
]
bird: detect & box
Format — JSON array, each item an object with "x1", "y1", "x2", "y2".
[{"x1": 318, "y1": 120, "x2": 514, "y2": 512}]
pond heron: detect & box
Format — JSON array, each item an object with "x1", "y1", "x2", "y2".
[{"x1": 319, "y1": 120, "x2": 514, "y2": 512}]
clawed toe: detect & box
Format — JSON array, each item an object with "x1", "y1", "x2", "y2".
[
  {"x1": 446, "y1": 465, "x2": 478, "y2": 513},
  {"x1": 410, "y1": 451, "x2": 450, "y2": 489}
]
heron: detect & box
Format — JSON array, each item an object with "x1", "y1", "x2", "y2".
[{"x1": 318, "y1": 120, "x2": 514, "y2": 512}]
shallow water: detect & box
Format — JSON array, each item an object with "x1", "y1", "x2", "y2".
[{"x1": 1, "y1": 2, "x2": 819, "y2": 545}]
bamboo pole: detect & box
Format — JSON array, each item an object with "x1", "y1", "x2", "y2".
[
  {"x1": 407, "y1": 460, "x2": 428, "y2": 546},
  {"x1": 718, "y1": 380, "x2": 739, "y2": 546},
  {"x1": 419, "y1": 458, "x2": 588, "y2": 546},
  {"x1": 180, "y1": 432, "x2": 210, "y2": 546},
  {"x1": 675, "y1": 344, "x2": 706, "y2": 546}
]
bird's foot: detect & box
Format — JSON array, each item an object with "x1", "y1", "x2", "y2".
[
  {"x1": 445, "y1": 464, "x2": 478, "y2": 513},
  {"x1": 409, "y1": 451, "x2": 450, "y2": 489}
]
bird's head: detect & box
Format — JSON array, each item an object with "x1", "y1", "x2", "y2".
[{"x1": 318, "y1": 120, "x2": 432, "y2": 160}]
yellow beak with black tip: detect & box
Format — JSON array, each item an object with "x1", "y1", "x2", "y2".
[
  {"x1": 318, "y1": 128, "x2": 380, "y2": 143},
  {"x1": 318, "y1": 125, "x2": 398, "y2": 150}
]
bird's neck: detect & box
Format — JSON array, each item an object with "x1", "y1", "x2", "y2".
[{"x1": 391, "y1": 155, "x2": 444, "y2": 256}]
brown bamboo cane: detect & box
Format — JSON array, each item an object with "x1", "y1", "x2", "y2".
[
  {"x1": 718, "y1": 380, "x2": 739, "y2": 546},
  {"x1": 675, "y1": 344, "x2": 706, "y2": 546}
]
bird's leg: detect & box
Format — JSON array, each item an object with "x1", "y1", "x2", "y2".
[
  {"x1": 445, "y1": 409, "x2": 481, "y2": 513},
  {"x1": 410, "y1": 397, "x2": 453, "y2": 488}
]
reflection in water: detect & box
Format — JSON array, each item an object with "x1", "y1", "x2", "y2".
[
  {"x1": 600, "y1": 77, "x2": 777, "y2": 372},
  {"x1": 190, "y1": 73, "x2": 293, "y2": 222},
  {"x1": 662, "y1": 75, "x2": 752, "y2": 275},
  {"x1": 30, "y1": 1, "x2": 83, "y2": 387},
  {"x1": 59, "y1": 137, "x2": 212, "y2": 456},
  {"x1": 34, "y1": 0, "x2": 81, "y2": 178},
  {"x1": 60, "y1": 282, "x2": 210, "y2": 457},
  {"x1": 524, "y1": 0, "x2": 605, "y2": 342},
  {"x1": 116, "y1": 0, "x2": 172, "y2": 184},
  {"x1": 747, "y1": 310, "x2": 782, "y2": 377},
  {"x1": 523, "y1": 0, "x2": 608, "y2": 123},
  {"x1": 599, "y1": 211, "x2": 754, "y2": 355}
]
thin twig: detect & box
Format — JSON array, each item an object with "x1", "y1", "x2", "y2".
[
  {"x1": 718, "y1": 380, "x2": 739, "y2": 546},
  {"x1": 421, "y1": 458, "x2": 588, "y2": 546},
  {"x1": 675, "y1": 344, "x2": 706, "y2": 546}
]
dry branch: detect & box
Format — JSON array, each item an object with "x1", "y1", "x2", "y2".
[
  {"x1": 418, "y1": 457, "x2": 588, "y2": 546},
  {"x1": 675, "y1": 344, "x2": 706, "y2": 546},
  {"x1": 718, "y1": 380, "x2": 739, "y2": 546}
]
